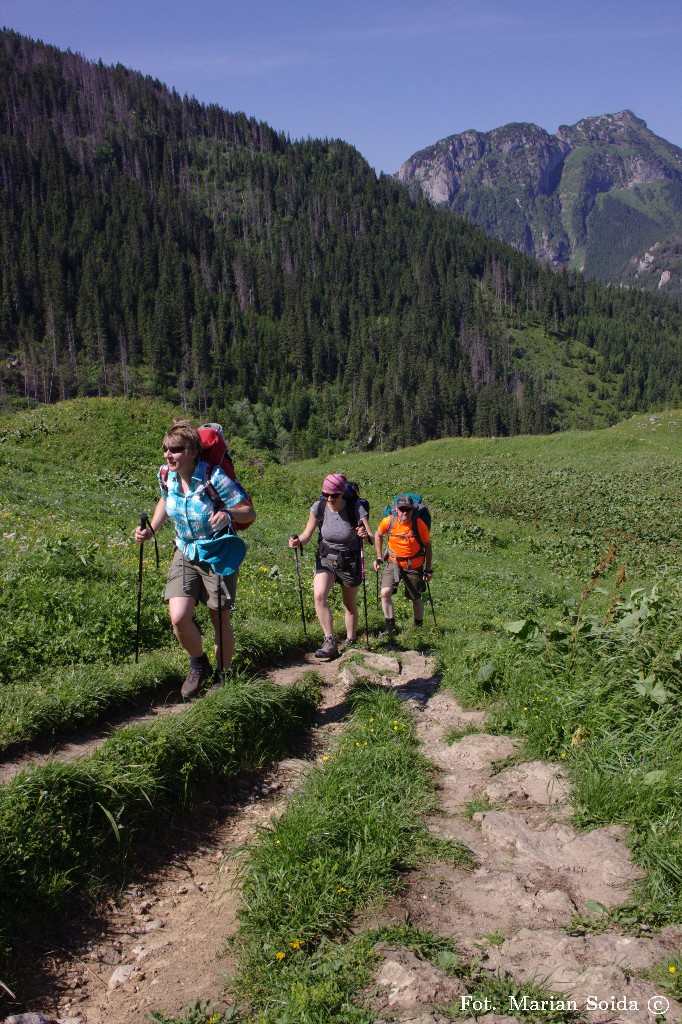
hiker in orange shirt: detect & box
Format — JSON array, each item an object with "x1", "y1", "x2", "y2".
[{"x1": 374, "y1": 495, "x2": 432, "y2": 636}]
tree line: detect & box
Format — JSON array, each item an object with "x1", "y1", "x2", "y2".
[{"x1": 1, "y1": 29, "x2": 681, "y2": 455}]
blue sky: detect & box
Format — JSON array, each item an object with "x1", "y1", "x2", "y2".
[{"x1": 3, "y1": 0, "x2": 681, "y2": 175}]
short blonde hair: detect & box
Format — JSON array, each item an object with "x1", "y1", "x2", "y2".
[{"x1": 163, "y1": 419, "x2": 202, "y2": 461}]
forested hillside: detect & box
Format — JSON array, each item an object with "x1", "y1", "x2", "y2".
[{"x1": 1, "y1": 30, "x2": 681, "y2": 453}]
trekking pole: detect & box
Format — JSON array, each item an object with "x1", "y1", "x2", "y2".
[
  {"x1": 360, "y1": 543, "x2": 370, "y2": 650},
  {"x1": 135, "y1": 513, "x2": 148, "y2": 663},
  {"x1": 216, "y1": 572, "x2": 224, "y2": 684},
  {"x1": 425, "y1": 578, "x2": 438, "y2": 629},
  {"x1": 291, "y1": 535, "x2": 307, "y2": 635}
]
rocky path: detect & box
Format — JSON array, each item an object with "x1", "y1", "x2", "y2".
[
  {"x1": 4, "y1": 650, "x2": 681, "y2": 1024},
  {"x1": 361, "y1": 678, "x2": 682, "y2": 1024}
]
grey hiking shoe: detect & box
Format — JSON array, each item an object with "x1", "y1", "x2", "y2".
[
  {"x1": 181, "y1": 655, "x2": 212, "y2": 700},
  {"x1": 378, "y1": 621, "x2": 395, "y2": 638},
  {"x1": 314, "y1": 635, "x2": 339, "y2": 660}
]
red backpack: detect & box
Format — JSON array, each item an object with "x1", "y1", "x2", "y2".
[{"x1": 160, "y1": 423, "x2": 254, "y2": 531}]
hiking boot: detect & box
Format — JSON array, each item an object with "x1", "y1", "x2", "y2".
[
  {"x1": 181, "y1": 655, "x2": 212, "y2": 700},
  {"x1": 339, "y1": 635, "x2": 358, "y2": 651},
  {"x1": 314, "y1": 635, "x2": 339, "y2": 660},
  {"x1": 378, "y1": 620, "x2": 395, "y2": 638}
]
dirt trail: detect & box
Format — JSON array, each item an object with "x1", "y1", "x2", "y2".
[
  {"x1": 0, "y1": 697, "x2": 187, "y2": 786},
  {"x1": 5, "y1": 649, "x2": 681, "y2": 1024}
]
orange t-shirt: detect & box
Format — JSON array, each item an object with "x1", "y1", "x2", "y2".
[{"x1": 378, "y1": 514, "x2": 430, "y2": 568}]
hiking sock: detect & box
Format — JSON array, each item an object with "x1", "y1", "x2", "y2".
[
  {"x1": 190, "y1": 653, "x2": 209, "y2": 670},
  {"x1": 414, "y1": 619, "x2": 423, "y2": 627}
]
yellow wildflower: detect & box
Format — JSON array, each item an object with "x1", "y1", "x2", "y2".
[
  {"x1": 290, "y1": 940, "x2": 301, "y2": 950},
  {"x1": 275, "y1": 951, "x2": 285, "y2": 960},
  {"x1": 571, "y1": 726, "x2": 588, "y2": 747}
]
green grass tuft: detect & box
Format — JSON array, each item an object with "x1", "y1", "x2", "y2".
[{"x1": 0, "y1": 679, "x2": 319, "y2": 980}]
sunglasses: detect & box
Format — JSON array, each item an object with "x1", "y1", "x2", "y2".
[
  {"x1": 323, "y1": 492, "x2": 343, "y2": 499},
  {"x1": 163, "y1": 445, "x2": 185, "y2": 454},
  {"x1": 397, "y1": 506, "x2": 412, "y2": 512}
]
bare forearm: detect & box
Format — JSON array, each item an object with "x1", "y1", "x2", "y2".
[{"x1": 230, "y1": 501, "x2": 256, "y2": 525}]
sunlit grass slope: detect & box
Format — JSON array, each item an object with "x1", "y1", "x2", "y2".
[{"x1": 0, "y1": 399, "x2": 680, "y2": 927}]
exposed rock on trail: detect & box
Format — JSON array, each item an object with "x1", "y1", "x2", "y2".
[
  {"x1": 366, "y1": 674, "x2": 682, "y2": 1024},
  {"x1": 5, "y1": 648, "x2": 681, "y2": 1024}
]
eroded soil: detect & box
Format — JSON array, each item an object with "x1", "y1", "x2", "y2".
[{"x1": 3, "y1": 650, "x2": 681, "y2": 1024}]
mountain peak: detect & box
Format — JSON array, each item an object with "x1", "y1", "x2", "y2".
[
  {"x1": 398, "y1": 112, "x2": 682, "y2": 293},
  {"x1": 556, "y1": 109, "x2": 651, "y2": 146}
]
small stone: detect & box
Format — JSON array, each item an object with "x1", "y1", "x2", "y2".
[
  {"x1": 134, "y1": 940, "x2": 171, "y2": 962},
  {"x1": 107, "y1": 964, "x2": 135, "y2": 990},
  {"x1": 139, "y1": 917, "x2": 164, "y2": 934},
  {"x1": 4, "y1": 1015, "x2": 57, "y2": 1024},
  {"x1": 94, "y1": 944, "x2": 121, "y2": 965},
  {"x1": 177, "y1": 879, "x2": 201, "y2": 894}
]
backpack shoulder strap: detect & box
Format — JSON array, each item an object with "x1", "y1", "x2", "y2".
[
  {"x1": 385, "y1": 511, "x2": 399, "y2": 544},
  {"x1": 202, "y1": 464, "x2": 225, "y2": 511},
  {"x1": 315, "y1": 496, "x2": 326, "y2": 532},
  {"x1": 413, "y1": 515, "x2": 427, "y2": 553}
]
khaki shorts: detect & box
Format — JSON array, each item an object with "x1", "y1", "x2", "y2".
[
  {"x1": 381, "y1": 561, "x2": 424, "y2": 601},
  {"x1": 165, "y1": 548, "x2": 238, "y2": 610}
]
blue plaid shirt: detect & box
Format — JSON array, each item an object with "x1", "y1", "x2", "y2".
[{"x1": 159, "y1": 461, "x2": 248, "y2": 561}]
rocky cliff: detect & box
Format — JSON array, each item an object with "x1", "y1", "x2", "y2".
[{"x1": 399, "y1": 111, "x2": 682, "y2": 295}]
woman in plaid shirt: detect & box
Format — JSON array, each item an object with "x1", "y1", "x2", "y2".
[{"x1": 135, "y1": 420, "x2": 255, "y2": 699}]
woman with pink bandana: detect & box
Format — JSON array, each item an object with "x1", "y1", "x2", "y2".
[{"x1": 289, "y1": 473, "x2": 372, "y2": 659}]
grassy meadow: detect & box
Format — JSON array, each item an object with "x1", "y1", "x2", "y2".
[{"x1": 0, "y1": 398, "x2": 681, "y2": 1020}]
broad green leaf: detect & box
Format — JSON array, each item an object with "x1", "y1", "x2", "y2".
[
  {"x1": 504, "y1": 619, "x2": 528, "y2": 634},
  {"x1": 476, "y1": 662, "x2": 496, "y2": 683},
  {"x1": 614, "y1": 607, "x2": 647, "y2": 632}
]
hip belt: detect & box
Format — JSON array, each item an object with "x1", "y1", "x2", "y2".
[{"x1": 387, "y1": 552, "x2": 424, "y2": 570}]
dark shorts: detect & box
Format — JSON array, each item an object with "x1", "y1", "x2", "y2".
[
  {"x1": 165, "y1": 548, "x2": 238, "y2": 610},
  {"x1": 381, "y1": 561, "x2": 424, "y2": 601},
  {"x1": 315, "y1": 546, "x2": 362, "y2": 589}
]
